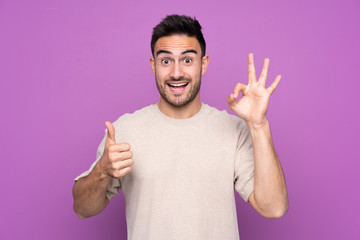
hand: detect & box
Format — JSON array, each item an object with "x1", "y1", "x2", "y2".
[
  {"x1": 99, "y1": 121, "x2": 134, "y2": 178},
  {"x1": 227, "y1": 53, "x2": 281, "y2": 127}
]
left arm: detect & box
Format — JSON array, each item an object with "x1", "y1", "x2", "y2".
[
  {"x1": 227, "y1": 53, "x2": 288, "y2": 218},
  {"x1": 247, "y1": 119, "x2": 288, "y2": 218}
]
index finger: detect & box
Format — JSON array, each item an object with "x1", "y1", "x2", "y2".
[{"x1": 108, "y1": 142, "x2": 131, "y2": 152}]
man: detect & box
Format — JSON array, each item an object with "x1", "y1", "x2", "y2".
[{"x1": 73, "y1": 14, "x2": 288, "y2": 239}]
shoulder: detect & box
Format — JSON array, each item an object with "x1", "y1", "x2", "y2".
[
  {"x1": 112, "y1": 104, "x2": 156, "y2": 128},
  {"x1": 109, "y1": 104, "x2": 157, "y2": 142},
  {"x1": 203, "y1": 104, "x2": 247, "y2": 130}
]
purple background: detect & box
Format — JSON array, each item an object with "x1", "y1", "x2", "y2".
[{"x1": 1, "y1": 0, "x2": 359, "y2": 239}]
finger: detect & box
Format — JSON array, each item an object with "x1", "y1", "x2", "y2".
[
  {"x1": 112, "y1": 167, "x2": 132, "y2": 178},
  {"x1": 227, "y1": 82, "x2": 247, "y2": 106},
  {"x1": 109, "y1": 151, "x2": 133, "y2": 162},
  {"x1": 248, "y1": 53, "x2": 257, "y2": 83},
  {"x1": 112, "y1": 158, "x2": 134, "y2": 169},
  {"x1": 226, "y1": 93, "x2": 236, "y2": 105},
  {"x1": 267, "y1": 75, "x2": 281, "y2": 95},
  {"x1": 118, "y1": 167, "x2": 132, "y2": 176},
  {"x1": 118, "y1": 142, "x2": 131, "y2": 151},
  {"x1": 108, "y1": 143, "x2": 131, "y2": 153},
  {"x1": 105, "y1": 121, "x2": 116, "y2": 145},
  {"x1": 232, "y1": 82, "x2": 247, "y2": 99},
  {"x1": 259, "y1": 58, "x2": 269, "y2": 86}
]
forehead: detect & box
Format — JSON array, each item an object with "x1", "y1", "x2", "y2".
[{"x1": 154, "y1": 35, "x2": 201, "y2": 55}]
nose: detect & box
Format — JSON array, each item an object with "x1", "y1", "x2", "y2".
[{"x1": 169, "y1": 61, "x2": 185, "y2": 79}]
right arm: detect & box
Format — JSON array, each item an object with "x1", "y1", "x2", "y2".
[
  {"x1": 72, "y1": 121, "x2": 134, "y2": 219},
  {"x1": 72, "y1": 161, "x2": 111, "y2": 219}
]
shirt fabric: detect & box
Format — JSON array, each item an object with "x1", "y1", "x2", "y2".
[{"x1": 75, "y1": 103, "x2": 254, "y2": 240}]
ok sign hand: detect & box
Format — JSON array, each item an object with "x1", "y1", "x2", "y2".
[{"x1": 226, "y1": 53, "x2": 281, "y2": 127}]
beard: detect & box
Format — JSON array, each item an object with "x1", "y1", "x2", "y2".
[{"x1": 156, "y1": 75, "x2": 202, "y2": 108}]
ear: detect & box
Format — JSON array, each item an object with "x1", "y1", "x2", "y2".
[
  {"x1": 201, "y1": 55, "x2": 209, "y2": 76},
  {"x1": 150, "y1": 57, "x2": 155, "y2": 75}
]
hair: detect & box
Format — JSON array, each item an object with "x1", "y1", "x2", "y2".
[{"x1": 151, "y1": 14, "x2": 206, "y2": 57}]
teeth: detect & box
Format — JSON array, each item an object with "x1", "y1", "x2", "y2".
[{"x1": 169, "y1": 83, "x2": 187, "y2": 87}]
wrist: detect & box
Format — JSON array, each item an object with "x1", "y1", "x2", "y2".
[
  {"x1": 95, "y1": 159, "x2": 111, "y2": 181},
  {"x1": 246, "y1": 118, "x2": 270, "y2": 131}
]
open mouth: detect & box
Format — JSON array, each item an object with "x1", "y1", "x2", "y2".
[
  {"x1": 167, "y1": 82, "x2": 189, "y2": 94},
  {"x1": 167, "y1": 82, "x2": 189, "y2": 90}
]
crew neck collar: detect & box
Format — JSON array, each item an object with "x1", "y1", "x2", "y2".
[{"x1": 152, "y1": 103, "x2": 207, "y2": 125}]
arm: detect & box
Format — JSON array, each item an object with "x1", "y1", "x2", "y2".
[
  {"x1": 247, "y1": 120, "x2": 288, "y2": 218},
  {"x1": 72, "y1": 121, "x2": 134, "y2": 219},
  {"x1": 227, "y1": 53, "x2": 288, "y2": 218},
  {"x1": 73, "y1": 162, "x2": 111, "y2": 219}
]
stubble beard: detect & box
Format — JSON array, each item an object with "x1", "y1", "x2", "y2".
[{"x1": 156, "y1": 75, "x2": 202, "y2": 108}]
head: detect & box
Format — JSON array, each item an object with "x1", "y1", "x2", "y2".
[
  {"x1": 150, "y1": 15, "x2": 209, "y2": 108},
  {"x1": 151, "y1": 14, "x2": 206, "y2": 58}
]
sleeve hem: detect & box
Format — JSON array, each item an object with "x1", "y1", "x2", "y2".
[
  {"x1": 239, "y1": 177, "x2": 254, "y2": 202},
  {"x1": 74, "y1": 171, "x2": 91, "y2": 182}
]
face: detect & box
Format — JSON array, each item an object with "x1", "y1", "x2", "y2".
[{"x1": 150, "y1": 35, "x2": 209, "y2": 108}]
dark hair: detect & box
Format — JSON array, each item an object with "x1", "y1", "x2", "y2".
[{"x1": 151, "y1": 14, "x2": 206, "y2": 57}]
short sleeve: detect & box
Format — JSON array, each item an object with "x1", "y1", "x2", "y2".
[
  {"x1": 74, "y1": 129, "x2": 121, "y2": 201},
  {"x1": 234, "y1": 120, "x2": 255, "y2": 202}
]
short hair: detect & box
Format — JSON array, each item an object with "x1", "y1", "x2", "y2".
[{"x1": 151, "y1": 14, "x2": 206, "y2": 57}]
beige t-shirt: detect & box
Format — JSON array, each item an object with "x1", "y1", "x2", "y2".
[{"x1": 75, "y1": 103, "x2": 254, "y2": 240}]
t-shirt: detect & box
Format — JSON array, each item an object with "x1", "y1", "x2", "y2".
[{"x1": 75, "y1": 103, "x2": 254, "y2": 240}]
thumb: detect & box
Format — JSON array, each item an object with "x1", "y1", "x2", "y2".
[
  {"x1": 226, "y1": 93, "x2": 236, "y2": 105},
  {"x1": 232, "y1": 82, "x2": 247, "y2": 99},
  {"x1": 227, "y1": 82, "x2": 247, "y2": 106},
  {"x1": 105, "y1": 121, "x2": 116, "y2": 145}
]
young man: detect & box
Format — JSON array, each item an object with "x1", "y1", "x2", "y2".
[{"x1": 73, "y1": 14, "x2": 288, "y2": 239}]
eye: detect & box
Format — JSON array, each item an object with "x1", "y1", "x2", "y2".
[
  {"x1": 161, "y1": 59, "x2": 170, "y2": 65},
  {"x1": 184, "y1": 58, "x2": 192, "y2": 64}
]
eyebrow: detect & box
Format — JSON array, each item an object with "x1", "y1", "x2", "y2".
[{"x1": 156, "y1": 49, "x2": 198, "y2": 56}]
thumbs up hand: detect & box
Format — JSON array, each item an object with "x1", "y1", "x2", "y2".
[{"x1": 99, "y1": 121, "x2": 134, "y2": 178}]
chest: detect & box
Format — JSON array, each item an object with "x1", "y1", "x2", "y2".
[{"x1": 122, "y1": 124, "x2": 237, "y2": 190}]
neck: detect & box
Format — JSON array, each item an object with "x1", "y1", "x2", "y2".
[{"x1": 157, "y1": 95, "x2": 202, "y2": 119}]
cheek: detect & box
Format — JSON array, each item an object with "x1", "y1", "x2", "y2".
[
  {"x1": 155, "y1": 67, "x2": 168, "y2": 81},
  {"x1": 191, "y1": 62, "x2": 202, "y2": 75},
  {"x1": 189, "y1": 67, "x2": 201, "y2": 79}
]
